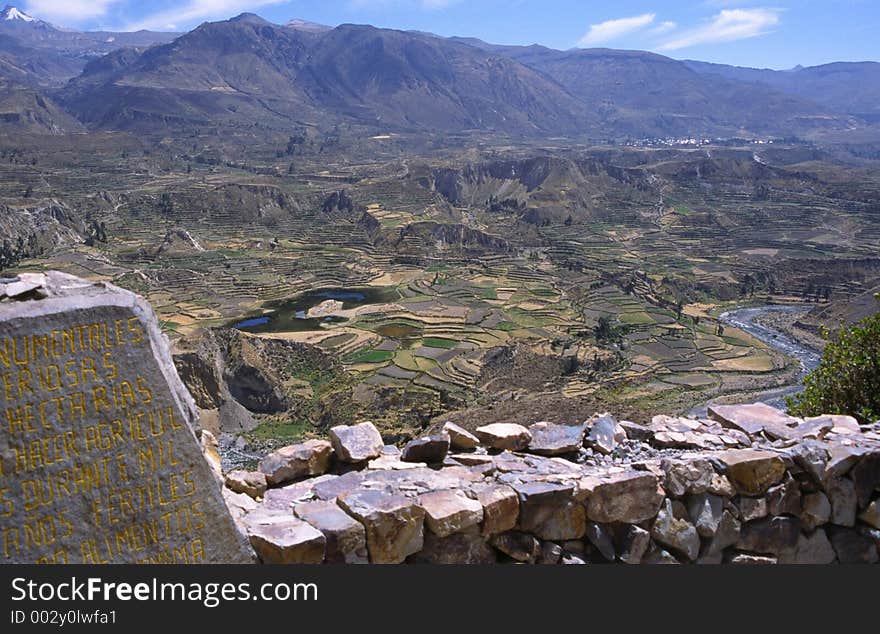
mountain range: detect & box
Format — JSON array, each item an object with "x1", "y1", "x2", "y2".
[
  {"x1": 0, "y1": 6, "x2": 878, "y2": 140},
  {"x1": 0, "y1": 5, "x2": 175, "y2": 86}
]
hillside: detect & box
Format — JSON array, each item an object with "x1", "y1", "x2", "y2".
[
  {"x1": 479, "y1": 44, "x2": 855, "y2": 138},
  {"x1": 57, "y1": 17, "x2": 595, "y2": 136},
  {"x1": 685, "y1": 60, "x2": 880, "y2": 123},
  {"x1": 0, "y1": 4, "x2": 175, "y2": 86},
  {"x1": 52, "y1": 14, "x2": 863, "y2": 139},
  {"x1": 0, "y1": 77, "x2": 82, "y2": 133}
]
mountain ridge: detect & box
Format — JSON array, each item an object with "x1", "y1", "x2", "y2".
[
  {"x1": 0, "y1": 5, "x2": 176, "y2": 86},
  {"x1": 683, "y1": 59, "x2": 880, "y2": 122},
  {"x1": 0, "y1": 9, "x2": 874, "y2": 140},
  {"x1": 57, "y1": 17, "x2": 597, "y2": 136}
]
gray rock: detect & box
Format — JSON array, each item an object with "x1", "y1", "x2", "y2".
[
  {"x1": 337, "y1": 489, "x2": 425, "y2": 564},
  {"x1": 826, "y1": 477, "x2": 857, "y2": 527},
  {"x1": 243, "y1": 512, "x2": 326, "y2": 564},
  {"x1": 619, "y1": 421, "x2": 653, "y2": 442},
  {"x1": 418, "y1": 489, "x2": 484, "y2": 537},
  {"x1": 582, "y1": 471, "x2": 665, "y2": 523},
  {"x1": 443, "y1": 422, "x2": 480, "y2": 450},
  {"x1": 401, "y1": 433, "x2": 450, "y2": 464},
  {"x1": 662, "y1": 458, "x2": 715, "y2": 497},
  {"x1": 789, "y1": 441, "x2": 829, "y2": 483},
  {"x1": 330, "y1": 422, "x2": 385, "y2": 463},
  {"x1": 262, "y1": 475, "x2": 335, "y2": 510},
  {"x1": 708, "y1": 403, "x2": 799, "y2": 440},
  {"x1": 225, "y1": 470, "x2": 268, "y2": 499},
  {"x1": 0, "y1": 272, "x2": 253, "y2": 563},
  {"x1": 223, "y1": 488, "x2": 259, "y2": 537},
  {"x1": 449, "y1": 453, "x2": 494, "y2": 467},
  {"x1": 687, "y1": 493, "x2": 724, "y2": 537},
  {"x1": 470, "y1": 483, "x2": 519, "y2": 536},
  {"x1": 803, "y1": 415, "x2": 860, "y2": 436},
  {"x1": 368, "y1": 454, "x2": 427, "y2": 470},
  {"x1": 778, "y1": 529, "x2": 836, "y2": 564},
  {"x1": 538, "y1": 541, "x2": 563, "y2": 564},
  {"x1": 825, "y1": 446, "x2": 864, "y2": 480},
  {"x1": 475, "y1": 423, "x2": 532, "y2": 451},
  {"x1": 851, "y1": 453, "x2": 880, "y2": 507},
  {"x1": 828, "y1": 527, "x2": 879, "y2": 564},
  {"x1": 218, "y1": 398, "x2": 258, "y2": 434},
  {"x1": 618, "y1": 525, "x2": 651, "y2": 564},
  {"x1": 561, "y1": 553, "x2": 588, "y2": 564},
  {"x1": 738, "y1": 496, "x2": 768, "y2": 522},
  {"x1": 859, "y1": 499, "x2": 880, "y2": 529},
  {"x1": 412, "y1": 527, "x2": 496, "y2": 564},
  {"x1": 704, "y1": 510, "x2": 742, "y2": 555},
  {"x1": 766, "y1": 474, "x2": 801, "y2": 516},
  {"x1": 585, "y1": 522, "x2": 616, "y2": 561},
  {"x1": 527, "y1": 421, "x2": 586, "y2": 456},
  {"x1": 258, "y1": 440, "x2": 333, "y2": 486},
  {"x1": 801, "y1": 491, "x2": 832, "y2": 531},
  {"x1": 3, "y1": 277, "x2": 43, "y2": 299},
  {"x1": 490, "y1": 531, "x2": 541, "y2": 563},
  {"x1": 794, "y1": 416, "x2": 834, "y2": 439},
  {"x1": 513, "y1": 481, "x2": 585, "y2": 541},
  {"x1": 651, "y1": 499, "x2": 700, "y2": 561},
  {"x1": 584, "y1": 413, "x2": 619, "y2": 455},
  {"x1": 717, "y1": 449, "x2": 786, "y2": 496},
  {"x1": 644, "y1": 547, "x2": 681, "y2": 564},
  {"x1": 736, "y1": 516, "x2": 801, "y2": 555},
  {"x1": 294, "y1": 500, "x2": 368, "y2": 564},
  {"x1": 707, "y1": 474, "x2": 735, "y2": 497},
  {"x1": 862, "y1": 526, "x2": 880, "y2": 553}
]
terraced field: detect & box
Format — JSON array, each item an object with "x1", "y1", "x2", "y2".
[{"x1": 5, "y1": 137, "x2": 879, "y2": 440}]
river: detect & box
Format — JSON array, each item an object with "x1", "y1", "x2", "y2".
[{"x1": 690, "y1": 305, "x2": 822, "y2": 416}]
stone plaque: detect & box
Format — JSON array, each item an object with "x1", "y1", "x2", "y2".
[{"x1": 0, "y1": 273, "x2": 253, "y2": 563}]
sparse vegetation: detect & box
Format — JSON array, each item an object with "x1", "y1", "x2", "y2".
[
  {"x1": 594, "y1": 315, "x2": 629, "y2": 344},
  {"x1": 787, "y1": 307, "x2": 880, "y2": 424}
]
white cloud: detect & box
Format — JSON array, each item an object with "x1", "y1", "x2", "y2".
[
  {"x1": 421, "y1": 0, "x2": 464, "y2": 8},
  {"x1": 348, "y1": 0, "x2": 464, "y2": 8},
  {"x1": 24, "y1": 0, "x2": 121, "y2": 22},
  {"x1": 125, "y1": 0, "x2": 290, "y2": 32},
  {"x1": 659, "y1": 8, "x2": 780, "y2": 51},
  {"x1": 701, "y1": 0, "x2": 761, "y2": 7},
  {"x1": 651, "y1": 20, "x2": 677, "y2": 35},
  {"x1": 578, "y1": 13, "x2": 656, "y2": 47}
]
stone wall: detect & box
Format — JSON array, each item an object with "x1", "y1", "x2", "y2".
[{"x1": 223, "y1": 404, "x2": 880, "y2": 564}]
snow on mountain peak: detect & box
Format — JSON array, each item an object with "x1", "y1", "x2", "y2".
[{"x1": 3, "y1": 6, "x2": 36, "y2": 22}]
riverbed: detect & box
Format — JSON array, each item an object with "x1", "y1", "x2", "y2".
[{"x1": 691, "y1": 305, "x2": 821, "y2": 415}]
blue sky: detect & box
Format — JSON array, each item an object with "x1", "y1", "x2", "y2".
[{"x1": 18, "y1": 0, "x2": 880, "y2": 69}]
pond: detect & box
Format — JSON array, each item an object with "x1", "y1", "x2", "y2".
[{"x1": 232, "y1": 286, "x2": 399, "y2": 333}]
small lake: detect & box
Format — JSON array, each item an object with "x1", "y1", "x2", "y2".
[{"x1": 233, "y1": 286, "x2": 399, "y2": 333}]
